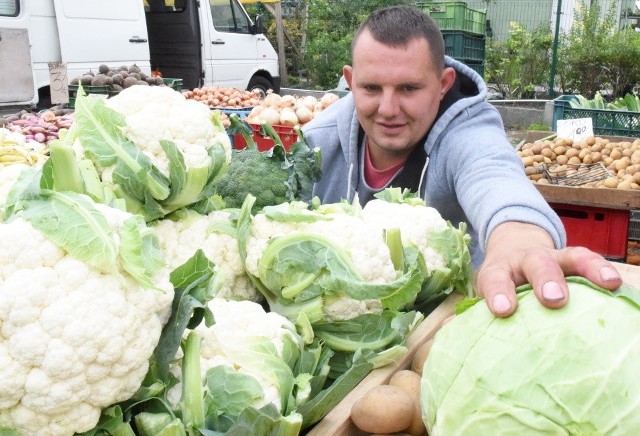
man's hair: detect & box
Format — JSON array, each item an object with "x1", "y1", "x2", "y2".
[{"x1": 352, "y1": 5, "x2": 445, "y2": 72}]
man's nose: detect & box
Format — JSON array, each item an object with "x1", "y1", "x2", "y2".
[{"x1": 377, "y1": 89, "x2": 400, "y2": 116}]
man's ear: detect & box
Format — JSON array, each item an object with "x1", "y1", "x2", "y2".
[
  {"x1": 440, "y1": 67, "x2": 456, "y2": 98},
  {"x1": 343, "y1": 65, "x2": 353, "y2": 89}
]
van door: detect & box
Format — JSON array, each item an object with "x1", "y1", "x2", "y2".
[
  {"x1": 144, "y1": 0, "x2": 202, "y2": 89},
  {"x1": 0, "y1": 1, "x2": 36, "y2": 106},
  {"x1": 0, "y1": 28, "x2": 36, "y2": 105},
  {"x1": 204, "y1": 0, "x2": 260, "y2": 88},
  {"x1": 52, "y1": 0, "x2": 150, "y2": 71}
]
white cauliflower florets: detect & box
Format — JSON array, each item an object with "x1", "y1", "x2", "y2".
[
  {"x1": 362, "y1": 199, "x2": 449, "y2": 271},
  {"x1": 0, "y1": 210, "x2": 174, "y2": 436},
  {"x1": 154, "y1": 210, "x2": 261, "y2": 302},
  {"x1": 168, "y1": 298, "x2": 303, "y2": 412},
  {"x1": 105, "y1": 85, "x2": 231, "y2": 176},
  {"x1": 244, "y1": 207, "x2": 398, "y2": 321}
]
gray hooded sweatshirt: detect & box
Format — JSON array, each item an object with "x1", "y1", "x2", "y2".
[{"x1": 302, "y1": 56, "x2": 566, "y2": 268}]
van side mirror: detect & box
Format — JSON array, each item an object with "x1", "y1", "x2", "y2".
[{"x1": 252, "y1": 14, "x2": 264, "y2": 35}]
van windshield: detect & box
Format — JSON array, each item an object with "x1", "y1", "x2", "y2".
[{"x1": 210, "y1": 0, "x2": 250, "y2": 34}]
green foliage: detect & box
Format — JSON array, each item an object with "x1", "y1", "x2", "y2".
[
  {"x1": 555, "y1": 0, "x2": 640, "y2": 98},
  {"x1": 527, "y1": 122, "x2": 552, "y2": 131},
  {"x1": 485, "y1": 22, "x2": 553, "y2": 98}
]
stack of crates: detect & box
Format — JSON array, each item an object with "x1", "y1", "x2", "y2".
[{"x1": 416, "y1": 1, "x2": 487, "y2": 77}]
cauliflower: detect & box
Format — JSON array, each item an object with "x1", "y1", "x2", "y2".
[
  {"x1": 153, "y1": 209, "x2": 262, "y2": 302},
  {"x1": 361, "y1": 199, "x2": 450, "y2": 271},
  {"x1": 105, "y1": 86, "x2": 231, "y2": 177},
  {"x1": 242, "y1": 201, "x2": 405, "y2": 322},
  {"x1": 167, "y1": 298, "x2": 304, "y2": 416},
  {"x1": 71, "y1": 85, "x2": 232, "y2": 222},
  {"x1": 0, "y1": 194, "x2": 174, "y2": 436}
]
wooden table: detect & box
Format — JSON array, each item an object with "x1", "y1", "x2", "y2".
[{"x1": 308, "y1": 263, "x2": 640, "y2": 436}]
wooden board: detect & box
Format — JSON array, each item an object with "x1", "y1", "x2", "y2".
[
  {"x1": 309, "y1": 263, "x2": 640, "y2": 435},
  {"x1": 535, "y1": 184, "x2": 640, "y2": 210}
]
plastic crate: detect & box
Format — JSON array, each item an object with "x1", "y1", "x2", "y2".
[
  {"x1": 233, "y1": 123, "x2": 297, "y2": 152},
  {"x1": 552, "y1": 95, "x2": 640, "y2": 137},
  {"x1": 212, "y1": 107, "x2": 254, "y2": 119},
  {"x1": 67, "y1": 84, "x2": 114, "y2": 108},
  {"x1": 417, "y1": 1, "x2": 486, "y2": 35},
  {"x1": 630, "y1": 209, "x2": 640, "y2": 242},
  {"x1": 162, "y1": 77, "x2": 183, "y2": 91},
  {"x1": 442, "y1": 30, "x2": 485, "y2": 62},
  {"x1": 550, "y1": 202, "x2": 629, "y2": 261}
]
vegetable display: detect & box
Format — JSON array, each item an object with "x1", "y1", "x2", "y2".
[
  {"x1": 520, "y1": 135, "x2": 640, "y2": 189},
  {"x1": 421, "y1": 277, "x2": 640, "y2": 435},
  {"x1": 245, "y1": 91, "x2": 340, "y2": 126}
]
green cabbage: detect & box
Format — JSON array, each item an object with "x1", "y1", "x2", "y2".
[{"x1": 421, "y1": 277, "x2": 640, "y2": 435}]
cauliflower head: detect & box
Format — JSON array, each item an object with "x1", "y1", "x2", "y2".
[
  {"x1": 0, "y1": 202, "x2": 174, "y2": 436},
  {"x1": 362, "y1": 199, "x2": 450, "y2": 271},
  {"x1": 168, "y1": 298, "x2": 303, "y2": 413},
  {"x1": 105, "y1": 85, "x2": 231, "y2": 177},
  {"x1": 154, "y1": 209, "x2": 262, "y2": 302},
  {"x1": 244, "y1": 203, "x2": 398, "y2": 321}
]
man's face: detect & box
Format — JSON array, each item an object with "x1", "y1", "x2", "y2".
[{"x1": 344, "y1": 30, "x2": 455, "y2": 168}]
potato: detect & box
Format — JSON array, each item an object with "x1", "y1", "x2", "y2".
[
  {"x1": 404, "y1": 401, "x2": 428, "y2": 436},
  {"x1": 389, "y1": 370, "x2": 422, "y2": 400},
  {"x1": 351, "y1": 385, "x2": 414, "y2": 434},
  {"x1": 411, "y1": 339, "x2": 433, "y2": 375}
]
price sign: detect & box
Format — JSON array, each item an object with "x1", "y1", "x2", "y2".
[
  {"x1": 48, "y1": 62, "x2": 69, "y2": 105},
  {"x1": 556, "y1": 118, "x2": 593, "y2": 143}
]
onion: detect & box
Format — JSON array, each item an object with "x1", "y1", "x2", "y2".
[
  {"x1": 280, "y1": 94, "x2": 297, "y2": 108},
  {"x1": 263, "y1": 92, "x2": 282, "y2": 108},
  {"x1": 295, "y1": 106, "x2": 314, "y2": 124},
  {"x1": 279, "y1": 108, "x2": 298, "y2": 126},
  {"x1": 320, "y1": 92, "x2": 340, "y2": 109},
  {"x1": 299, "y1": 95, "x2": 318, "y2": 111},
  {"x1": 260, "y1": 107, "x2": 282, "y2": 125}
]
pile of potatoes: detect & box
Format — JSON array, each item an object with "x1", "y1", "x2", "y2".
[
  {"x1": 350, "y1": 339, "x2": 433, "y2": 436},
  {"x1": 519, "y1": 135, "x2": 640, "y2": 189}
]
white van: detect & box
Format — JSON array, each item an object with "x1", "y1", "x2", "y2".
[{"x1": 0, "y1": 0, "x2": 280, "y2": 108}]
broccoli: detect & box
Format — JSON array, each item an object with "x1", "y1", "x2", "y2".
[{"x1": 210, "y1": 117, "x2": 322, "y2": 213}]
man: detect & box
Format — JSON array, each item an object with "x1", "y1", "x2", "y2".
[{"x1": 302, "y1": 5, "x2": 622, "y2": 317}]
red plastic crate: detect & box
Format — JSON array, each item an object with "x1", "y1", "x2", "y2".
[
  {"x1": 550, "y1": 203, "x2": 629, "y2": 260},
  {"x1": 233, "y1": 123, "x2": 297, "y2": 152}
]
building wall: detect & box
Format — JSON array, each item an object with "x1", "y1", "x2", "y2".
[{"x1": 466, "y1": 0, "x2": 638, "y2": 40}]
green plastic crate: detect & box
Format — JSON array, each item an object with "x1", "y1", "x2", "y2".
[
  {"x1": 162, "y1": 77, "x2": 183, "y2": 91},
  {"x1": 442, "y1": 30, "x2": 485, "y2": 62},
  {"x1": 417, "y1": 1, "x2": 486, "y2": 35},
  {"x1": 552, "y1": 95, "x2": 640, "y2": 137}
]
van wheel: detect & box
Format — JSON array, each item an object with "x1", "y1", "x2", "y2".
[{"x1": 247, "y1": 76, "x2": 273, "y2": 99}]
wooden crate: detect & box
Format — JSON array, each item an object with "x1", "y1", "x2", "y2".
[{"x1": 309, "y1": 263, "x2": 640, "y2": 435}]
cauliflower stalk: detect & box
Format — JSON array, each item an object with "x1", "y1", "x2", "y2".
[
  {"x1": 63, "y1": 85, "x2": 231, "y2": 221},
  {"x1": 0, "y1": 190, "x2": 174, "y2": 436},
  {"x1": 153, "y1": 208, "x2": 262, "y2": 302}
]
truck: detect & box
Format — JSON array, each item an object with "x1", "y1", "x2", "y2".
[{"x1": 0, "y1": 0, "x2": 281, "y2": 109}]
